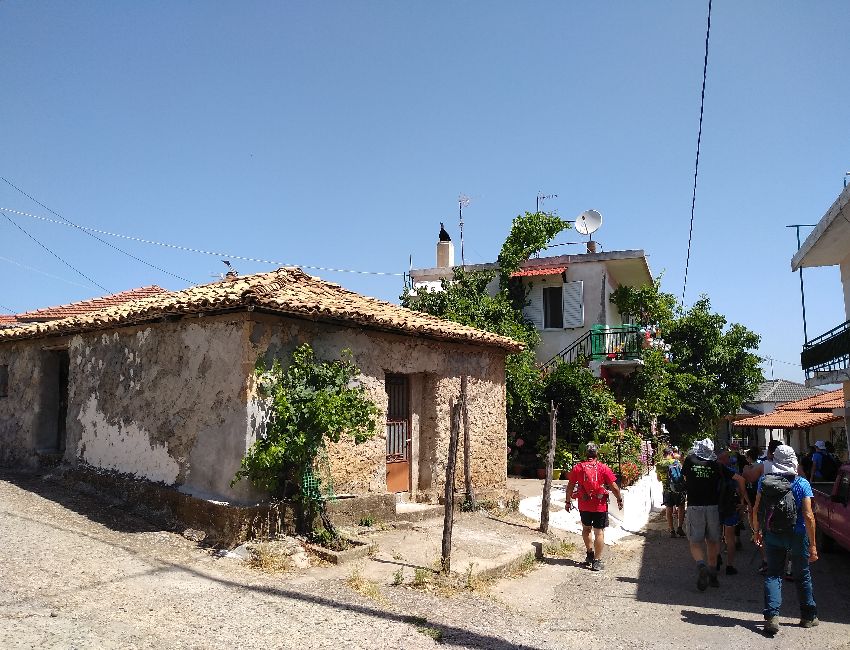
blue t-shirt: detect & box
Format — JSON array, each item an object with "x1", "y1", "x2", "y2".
[
  {"x1": 757, "y1": 474, "x2": 813, "y2": 535},
  {"x1": 812, "y1": 451, "x2": 826, "y2": 480}
]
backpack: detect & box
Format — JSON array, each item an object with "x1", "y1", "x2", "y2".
[
  {"x1": 667, "y1": 461, "x2": 686, "y2": 494},
  {"x1": 759, "y1": 474, "x2": 797, "y2": 535},
  {"x1": 578, "y1": 460, "x2": 609, "y2": 503},
  {"x1": 820, "y1": 453, "x2": 839, "y2": 483}
]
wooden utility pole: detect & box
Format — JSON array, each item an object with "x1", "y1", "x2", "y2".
[
  {"x1": 539, "y1": 401, "x2": 558, "y2": 533},
  {"x1": 441, "y1": 398, "x2": 462, "y2": 572},
  {"x1": 461, "y1": 376, "x2": 475, "y2": 509}
]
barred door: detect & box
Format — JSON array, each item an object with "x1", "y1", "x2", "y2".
[{"x1": 385, "y1": 374, "x2": 410, "y2": 492}]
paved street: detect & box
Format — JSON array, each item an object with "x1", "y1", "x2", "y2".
[{"x1": 2, "y1": 471, "x2": 850, "y2": 649}]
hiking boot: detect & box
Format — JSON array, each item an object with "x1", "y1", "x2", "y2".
[
  {"x1": 590, "y1": 559, "x2": 604, "y2": 572},
  {"x1": 799, "y1": 617, "x2": 819, "y2": 628},
  {"x1": 584, "y1": 550, "x2": 594, "y2": 567},
  {"x1": 709, "y1": 572, "x2": 720, "y2": 588},
  {"x1": 676, "y1": 526, "x2": 686, "y2": 538},
  {"x1": 764, "y1": 617, "x2": 780, "y2": 634},
  {"x1": 725, "y1": 565, "x2": 738, "y2": 576},
  {"x1": 697, "y1": 565, "x2": 709, "y2": 591},
  {"x1": 715, "y1": 554, "x2": 723, "y2": 571},
  {"x1": 670, "y1": 529, "x2": 677, "y2": 538}
]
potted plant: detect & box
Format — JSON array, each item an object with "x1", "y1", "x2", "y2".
[{"x1": 507, "y1": 432, "x2": 526, "y2": 476}]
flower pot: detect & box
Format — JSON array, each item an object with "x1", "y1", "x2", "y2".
[
  {"x1": 553, "y1": 468, "x2": 564, "y2": 480},
  {"x1": 536, "y1": 468, "x2": 547, "y2": 480},
  {"x1": 510, "y1": 464, "x2": 525, "y2": 477}
]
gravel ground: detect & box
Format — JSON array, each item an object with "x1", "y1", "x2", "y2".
[{"x1": 2, "y1": 471, "x2": 849, "y2": 649}]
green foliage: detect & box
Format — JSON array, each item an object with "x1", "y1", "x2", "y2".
[
  {"x1": 543, "y1": 362, "x2": 624, "y2": 444},
  {"x1": 232, "y1": 344, "x2": 380, "y2": 498},
  {"x1": 497, "y1": 211, "x2": 571, "y2": 282},
  {"x1": 610, "y1": 279, "x2": 676, "y2": 329}
]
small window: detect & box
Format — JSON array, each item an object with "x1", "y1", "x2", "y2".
[
  {"x1": 543, "y1": 287, "x2": 563, "y2": 329},
  {"x1": 0, "y1": 364, "x2": 7, "y2": 397}
]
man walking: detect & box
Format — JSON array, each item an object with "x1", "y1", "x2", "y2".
[
  {"x1": 655, "y1": 447, "x2": 686, "y2": 538},
  {"x1": 683, "y1": 438, "x2": 749, "y2": 591},
  {"x1": 752, "y1": 445, "x2": 818, "y2": 634},
  {"x1": 565, "y1": 442, "x2": 624, "y2": 572}
]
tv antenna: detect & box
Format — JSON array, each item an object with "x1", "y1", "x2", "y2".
[
  {"x1": 458, "y1": 194, "x2": 471, "y2": 267},
  {"x1": 536, "y1": 192, "x2": 558, "y2": 213}
]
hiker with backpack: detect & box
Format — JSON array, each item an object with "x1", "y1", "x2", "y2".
[
  {"x1": 565, "y1": 442, "x2": 624, "y2": 572},
  {"x1": 682, "y1": 438, "x2": 750, "y2": 591},
  {"x1": 655, "y1": 447, "x2": 686, "y2": 538},
  {"x1": 810, "y1": 440, "x2": 838, "y2": 483},
  {"x1": 751, "y1": 445, "x2": 818, "y2": 634}
]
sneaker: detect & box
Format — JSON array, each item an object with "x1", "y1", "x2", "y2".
[
  {"x1": 799, "y1": 617, "x2": 819, "y2": 628},
  {"x1": 726, "y1": 565, "x2": 738, "y2": 576},
  {"x1": 584, "y1": 550, "x2": 594, "y2": 567},
  {"x1": 591, "y1": 559, "x2": 604, "y2": 572},
  {"x1": 697, "y1": 565, "x2": 709, "y2": 591},
  {"x1": 670, "y1": 529, "x2": 677, "y2": 538},
  {"x1": 757, "y1": 561, "x2": 768, "y2": 575},
  {"x1": 764, "y1": 617, "x2": 780, "y2": 634},
  {"x1": 676, "y1": 527, "x2": 686, "y2": 538},
  {"x1": 709, "y1": 572, "x2": 720, "y2": 588}
]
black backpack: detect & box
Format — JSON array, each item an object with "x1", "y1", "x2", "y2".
[
  {"x1": 759, "y1": 474, "x2": 797, "y2": 535},
  {"x1": 820, "y1": 453, "x2": 839, "y2": 483}
]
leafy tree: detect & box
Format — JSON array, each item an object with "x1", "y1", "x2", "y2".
[{"x1": 497, "y1": 211, "x2": 571, "y2": 289}]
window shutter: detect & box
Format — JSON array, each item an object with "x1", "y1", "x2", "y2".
[
  {"x1": 562, "y1": 280, "x2": 584, "y2": 328},
  {"x1": 524, "y1": 283, "x2": 544, "y2": 330}
]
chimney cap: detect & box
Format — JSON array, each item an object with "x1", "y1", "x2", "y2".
[{"x1": 439, "y1": 222, "x2": 452, "y2": 242}]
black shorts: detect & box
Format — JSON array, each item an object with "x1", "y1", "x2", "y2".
[
  {"x1": 579, "y1": 511, "x2": 609, "y2": 529},
  {"x1": 662, "y1": 490, "x2": 685, "y2": 507}
]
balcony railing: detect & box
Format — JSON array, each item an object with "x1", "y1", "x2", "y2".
[
  {"x1": 801, "y1": 319, "x2": 850, "y2": 379},
  {"x1": 542, "y1": 324, "x2": 643, "y2": 373}
]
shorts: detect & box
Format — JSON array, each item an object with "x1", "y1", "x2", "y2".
[
  {"x1": 722, "y1": 511, "x2": 740, "y2": 527},
  {"x1": 686, "y1": 505, "x2": 720, "y2": 542},
  {"x1": 580, "y1": 511, "x2": 609, "y2": 529},
  {"x1": 662, "y1": 490, "x2": 684, "y2": 507}
]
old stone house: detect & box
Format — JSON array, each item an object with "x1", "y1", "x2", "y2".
[{"x1": 0, "y1": 267, "x2": 521, "y2": 508}]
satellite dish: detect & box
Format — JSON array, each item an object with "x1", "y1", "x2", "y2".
[{"x1": 575, "y1": 209, "x2": 602, "y2": 235}]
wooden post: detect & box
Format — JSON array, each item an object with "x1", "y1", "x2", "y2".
[
  {"x1": 461, "y1": 375, "x2": 475, "y2": 509},
  {"x1": 441, "y1": 398, "x2": 462, "y2": 572},
  {"x1": 540, "y1": 401, "x2": 558, "y2": 533}
]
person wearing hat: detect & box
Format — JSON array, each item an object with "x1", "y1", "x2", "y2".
[
  {"x1": 751, "y1": 445, "x2": 818, "y2": 634},
  {"x1": 565, "y1": 442, "x2": 624, "y2": 572},
  {"x1": 682, "y1": 438, "x2": 750, "y2": 591}
]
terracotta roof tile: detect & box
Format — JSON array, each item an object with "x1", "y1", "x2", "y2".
[
  {"x1": 0, "y1": 268, "x2": 524, "y2": 352},
  {"x1": 510, "y1": 265, "x2": 568, "y2": 278},
  {"x1": 15, "y1": 286, "x2": 168, "y2": 321},
  {"x1": 733, "y1": 410, "x2": 842, "y2": 429},
  {"x1": 775, "y1": 389, "x2": 845, "y2": 412}
]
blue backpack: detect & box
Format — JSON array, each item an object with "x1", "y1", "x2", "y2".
[{"x1": 668, "y1": 462, "x2": 686, "y2": 494}]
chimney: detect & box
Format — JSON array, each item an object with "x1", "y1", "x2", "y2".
[
  {"x1": 437, "y1": 222, "x2": 454, "y2": 268},
  {"x1": 586, "y1": 240, "x2": 598, "y2": 254}
]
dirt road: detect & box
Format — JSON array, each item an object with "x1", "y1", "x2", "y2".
[{"x1": 2, "y1": 472, "x2": 849, "y2": 649}]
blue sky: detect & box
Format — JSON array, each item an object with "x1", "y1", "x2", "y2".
[{"x1": 1, "y1": 2, "x2": 848, "y2": 382}]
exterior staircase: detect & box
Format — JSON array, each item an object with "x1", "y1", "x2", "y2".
[{"x1": 540, "y1": 324, "x2": 642, "y2": 373}]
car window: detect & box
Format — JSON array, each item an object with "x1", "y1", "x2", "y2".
[{"x1": 837, "y1": 471, "x2": 850, "y2": 502}]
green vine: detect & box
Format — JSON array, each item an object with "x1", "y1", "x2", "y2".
[{"x1": 232, "y1": 344, "x2": 380, "y2": 501}]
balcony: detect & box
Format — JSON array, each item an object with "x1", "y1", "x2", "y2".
[
  {"x1": 801, "y1": 319, "x2": 850, "y2": 384},
  {"x1": 542, "y1": 324, "x2": 643, "y2": 373}
]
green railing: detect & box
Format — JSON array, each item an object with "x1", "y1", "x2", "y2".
[
  {"x1": 541, "y1": 324, "x2": 642, "y2": 373},
  {"x1": 802, "y1": 319, "x2": 850, "y2": 379}
]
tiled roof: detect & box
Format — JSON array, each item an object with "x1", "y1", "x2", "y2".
[
  {"x1": 0, "y1": 314, "x2": 19, "y2": 328},
  {"x1": 776, "y1": 389, "x2": 845, "y2": 412},
  {"x1": 748, "y1": 379, "x2": 824, "y2": 404},
  {"x1": 14, "y1": 286, "x2": 167, "y2": 322},
  {"x1": 510, "y1": 265, "x2": 568, "y2": 278},
  {"x1": 0, "y1": 268, "x2": 524, "y2": 352},
  {"x1": 734, "y1": 411, "x2": 842, "y2": 429}
]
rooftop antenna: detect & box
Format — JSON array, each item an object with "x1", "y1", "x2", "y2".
[
  {"x1": 536, "y1": 192, "x2": 558, "y2": 213},
  {"x1": 458, "y1": 194, "x2": 470, "y2": 267}
]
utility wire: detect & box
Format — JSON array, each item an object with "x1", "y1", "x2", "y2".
[
  {"x1": 1, "y1": 176, "x2": 191, "y2": 284},
  {"x1": 682, "y1": 0, "x2": 712, "y2": 303},
  {"x1": 1, "y1": 210, "x2": 109, "y2": 293},
  {"x1": 0, "y1": 303, "x2": 16, "y2": 314},
  {"x1": 1, "y1": 206, "x2": 406, "y2": 277},
  {"x1": 0, "y1": 254, "x2": 95, "y2": 290}
]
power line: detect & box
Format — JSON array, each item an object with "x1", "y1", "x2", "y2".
[
  {"x1": 0, "y1": 303, "x2": 16, "y2": 314},
  {"x1": 0, "y1": 254, "x2": 95, "y2": 290},
  {"x1": 1, "y1": 210, "x2": 109, "y2": 293},
  {"x1": 682, "y1": 0, "x2": 712, "y2": 303},
  {"x1": 0, "y1": 206, "x2": 406, "y2": 277},
  {"x1": 0, "y1": 176, "x2": 192, "y2": 284}
]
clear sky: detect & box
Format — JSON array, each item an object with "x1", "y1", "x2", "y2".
[{"x1": 2, "y1": 2, "x2": 848, "y2": 383}]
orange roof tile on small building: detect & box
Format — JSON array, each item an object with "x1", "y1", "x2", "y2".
[
  {"x1": 0, "y1": 268, "x2": 524, "y2": 352},
  {"x1": 775, "y1": 389, "x2": 844, "y2": 412},
  {"x1": 510, "y1": 265, "x2": 568, "y2": 278},
  {"x1": 15, "y1": 286, "x2": 168, "y2": 322},
  {"x1": 733, "y1": 410, "x2": 842, "y2": 429}
]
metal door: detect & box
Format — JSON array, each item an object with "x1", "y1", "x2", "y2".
[{"x1": 385, "y1": 374, "x2": 410, "y2": 492}]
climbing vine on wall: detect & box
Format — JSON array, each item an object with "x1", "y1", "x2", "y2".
[{"x1": 232, "y1": 343, "x2": 380, "y2": 499}]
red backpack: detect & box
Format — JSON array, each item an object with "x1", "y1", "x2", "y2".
[{"x1": 578, "y1": 460, "x2": 609, "y2": 502}]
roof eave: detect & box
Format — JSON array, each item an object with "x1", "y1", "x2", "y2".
[{"x1": 792, "y1": 184, "x2": 850, "y2": 270}]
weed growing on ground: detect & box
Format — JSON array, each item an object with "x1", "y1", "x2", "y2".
[
  {"x1": 247, "y1": 542, "x2": 291, "y2": 573},
  {"x1": 346, "y1": 567, "x2": 388, "y2": 605},
  {"x1": 412, "y1": 567, "x2": 430, "y2": 588},
  {"x1": 416, "y1": 625, "x2": 443, "y2": 642},
  {"x1": 392, "y1": 569, "x2": 404, "y2": 585},
  {"x1": 392, "y1": 552, "x2": 404, "y2": 561},
  {"x1": 543, "y1": 539, "x2": 576, "y2": 558},
  {"x1": 358, "y1": 515, "x2": 375, "y2": 527}
]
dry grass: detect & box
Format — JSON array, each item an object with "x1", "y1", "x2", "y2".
[
  {"x1": 247, "y1": 542, "x2": 292, "y2": 573},
  {"x1": 543, "y1": 538, "x2": 576, "y2": 558},
  {"x1": 346, "y1": 567, "x2": 388, "y2": 605}
]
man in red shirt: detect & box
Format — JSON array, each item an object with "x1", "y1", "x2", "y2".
[{"x1": 565, "y1": 442, "x2": 624, "y2": 571}]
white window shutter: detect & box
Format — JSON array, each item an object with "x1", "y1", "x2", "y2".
[
  {"x1": 524, "y1": 283, "x2": 544, "y2": 330},
  {"x1": 562, "y1": 280, "x2": 584, "y2": 328}
]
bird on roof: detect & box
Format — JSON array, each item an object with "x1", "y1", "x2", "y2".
[{"x1": 439, "y1": 222, "x2": 451, "y2": 242}]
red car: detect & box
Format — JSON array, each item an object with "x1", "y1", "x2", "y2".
[{"x1": 812, "y1": 462, "x2": 850, "y2": 552}]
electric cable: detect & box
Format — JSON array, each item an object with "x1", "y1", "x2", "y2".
[
  {"x1": 1, "y1": 210, "x2": 109, "y2": 293},
  {"x1": 0, "y1": 303, "x2": 16, "y2": 314},
  {"x1": 0, "y1": 206, "x2": 406, "y2": 277},
  {"x1": 682, "y1": 0, "x2": 712, "y2": 303},
  {"x1": 0, "y1": 254, "x2": 95, "y2": 290},
  {"x1": 1, "y1": 176, "x2": 192, "y2": 284}
]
